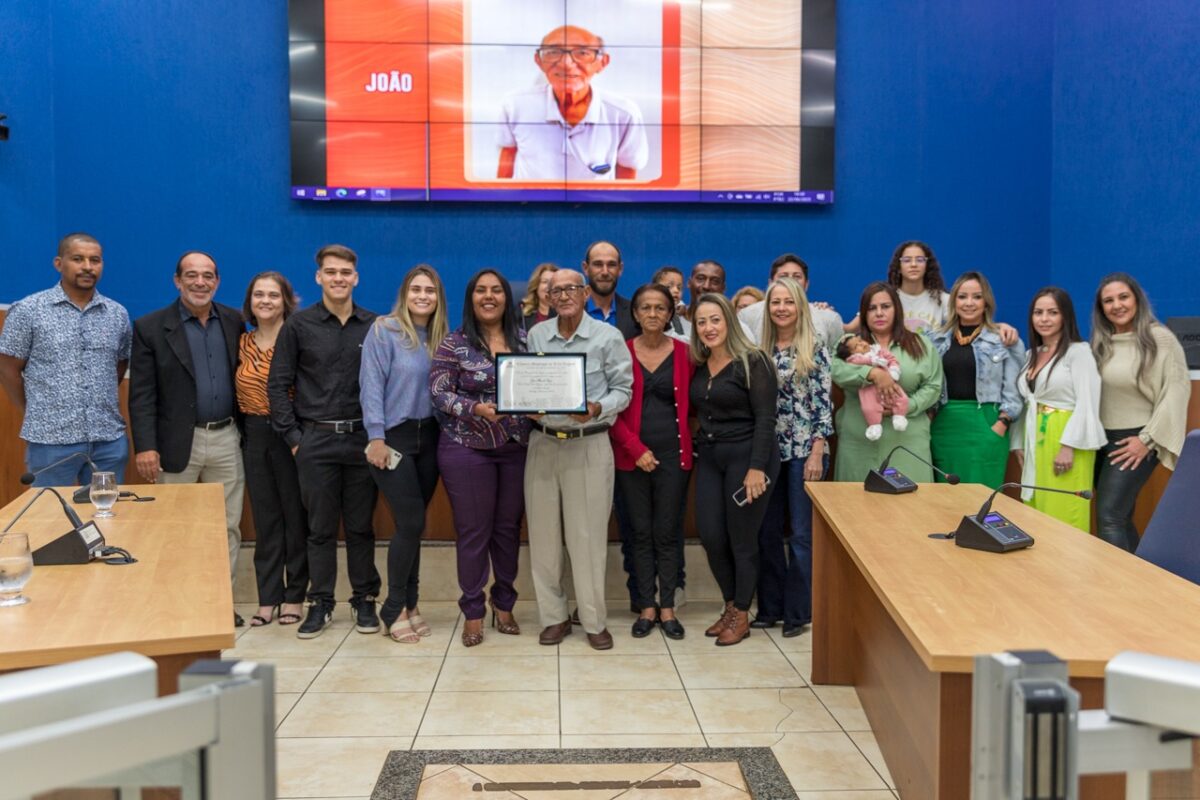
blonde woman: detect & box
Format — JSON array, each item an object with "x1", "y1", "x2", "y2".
[
  {"x1": 929, "y1": 272, "x2": 1026, "y2": 489},
  {"x1": 689, "y1": 293, "x2": 780, "y2": 646},
  {"x1": 753, "y1": 277, "x2": 832, "y2": 637},
  {"x1": 1091, "y1": 273, "x2": 1191, "y2": 551},
  {"x1": 731, "y1": 285, "x2": 765, "y2": 313},
  {"x1": 360, "y1": 265, "x2": 449, "y2": 642},
  {"x1": 521, "y1": 262, "x2": 558, "y2": 331}
]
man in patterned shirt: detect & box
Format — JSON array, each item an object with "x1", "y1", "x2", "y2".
[{"x1": 0, "y1": 233, "x2": 132, "y2": 486}]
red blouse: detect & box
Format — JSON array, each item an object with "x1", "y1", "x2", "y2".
[{"x1": 610, "y1": 337, "x2": 695, "y2": 471}]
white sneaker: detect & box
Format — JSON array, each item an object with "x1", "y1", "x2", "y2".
[{"x1": 865, "y1": 424, "x2": 883, "y2": 441}]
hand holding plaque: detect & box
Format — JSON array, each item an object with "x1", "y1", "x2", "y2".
[{"x1": 496, "y1": 353, "x2": 587, "y2": 414}]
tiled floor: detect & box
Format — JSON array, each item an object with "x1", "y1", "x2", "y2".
[{"x1": 227, "y1": 600, "x2": 897, "y2": 800}]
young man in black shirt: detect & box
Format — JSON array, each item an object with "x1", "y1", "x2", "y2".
[{"x1": 268, "y1": 244, "x2": 380, "y2": 639}]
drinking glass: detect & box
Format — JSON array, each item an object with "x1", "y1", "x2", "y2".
[
  {"x1": 0, "y1": 532, "x2": 33, "y2": 607},
  {"x1": 90, "y1": 471, "x2": 119, "y2": 519}
]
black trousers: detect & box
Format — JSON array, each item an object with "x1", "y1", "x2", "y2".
[
  {"x1": 369, "y1": 418, "x2": 440, "y2": 624},
  {"x1": 694, "y1": 438, "x2": 781, "y2": 611},
  {"x1": 616, "y1": 461, "x2": 690, "y2": 609},
  {"x1": 295, "y1": 425, "x2": 380, "y2": 604},
  {"x1": 1095, "y1": 427, "x2": 1159, "y2": 552},
  {"x1": 244, "y1": 416, "x2": 310, "y2": 606}
]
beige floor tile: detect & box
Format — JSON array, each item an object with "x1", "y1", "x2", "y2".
[
  {"x1": 689, "y1": 688, "x2": 839, "y2": 734},
  {"x1": 274, "y1": 736, "x2": 410, "y2": 798},
  {"x1": 786, "y1": 650, "x2": 813, "y2": 683},
  {"x1": 703, "y1": 733, "x2": 786, "y2": 747},
  {"x1": 224, "y1": 622, "x2": 350, "y2": 659},
  {"x1": 794, "y1": 793, "x2": 895, "y2": 799},
  {"x1": 672, "y1": 651, "x2": 804, "y2": 689},
  {"x1": 559, "y1": 733, "x2": 709, "y2": 748},
  {"x1": 275, "y1": 692, "x2": 301, "y2": 727},
  {"x1": 682, "y1": 760, "x2": 752, "y2": 789},
  {"x1": 812, "y1": 685, "x2": 871, "y2": 731},
  {"x1": 559, "y1": 654, "x2": 682, "y2": 691},
  {"x1": 277, "y1": 797, "x2": 369, "y2": 800},
  {"x1": 307, "y1": 656, "x2": 442, "y2": 693},
  {"x1": 441, "y1": 621, "x2": 555, "y2": 657},
  {"x1": 414, "y1": 764, "x2": 525, "y2": 799},
  {"x1": 662, "y1": 628, "x2": 782, "y2": 655},
  {"x1": 276, "y1": 691, "x2": 429, "y2": 738},
  {"x1": 561, "y1": 690, "x2": 700, "y2": 735},
  {"x1": 556, "y1": 627, "x2": 671, "y2": 656},
  {"x1": 419, "y1": 690, "x2": 559, "y2": 736},
  {"x1": 849, "y1": 730, "x2": 895, "y2": 789},
  {"x1": 435, "y1": 654, "x2": 558, "y2": 691},
  {"x1": 621, "y1": 763, "x2": 750, "y2": 797},
  {"x1": 333, "y1": 627, "x2": 451, "y2": 658},
  {"x1": 237, "y1": 655, "x2": 327, "y2": 693},
  {"x1": 771, "y1": 731, "x2": 887, "y2": 791},
  {"x1": 412, "y1": 734, "x2": 561, "y2": 750},
  {"x1": 764, "y1": 624, "x2": 814, "y2": 652}
]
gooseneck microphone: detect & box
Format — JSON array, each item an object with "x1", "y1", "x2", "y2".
[
  {"x1": 865, "y1": 444, "x2": 960, "y2": 494},
  {"x1": 946, "y1": 482, "x2": 1094, "y2": 553},
  {"x1": 973, "y1": 482, "x2": 1092, "y2": 524},
  {"x1": 3, "y1": 486, "x2": 108, "y2": 565},
  {"x1": 20, "y1": 451, "x2": 102, "y2": 503}
]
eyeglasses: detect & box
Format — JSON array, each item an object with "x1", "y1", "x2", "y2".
[
  {"x1": 537, "y1": 47, "x2": 602, "y2": 64},
  {"x1": 549, "y1": 285, "x2": 586, "y2": 297},
  {"x1": 899, "y1": 256, "x2": 928, "y2": 265}
]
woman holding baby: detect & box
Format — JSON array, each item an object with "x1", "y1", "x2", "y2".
[{"x1": 831, "y1": 282, "x2": 944, "y2": 482}]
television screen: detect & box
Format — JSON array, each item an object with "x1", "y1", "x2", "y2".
[{"x1": 289, "y1": 0, "x2": 836, "y2": 204}]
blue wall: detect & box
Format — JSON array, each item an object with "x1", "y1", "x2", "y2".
[{"x1": 6, "y1": 1, "x2": 1190, "y2": 332}]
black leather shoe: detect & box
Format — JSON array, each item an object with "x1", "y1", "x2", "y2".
[
  {"x1": 350, "y1": 597, "x2": 380, "y2": 634},
  {"x1": 631, "y1": 617, "x2": 656, "y2": 638},
  {"x1": 782, "y1": 620, "x2": 810, "y2": 638},
  {"x1": 749, "y1": 617, "x2": 778, "y2": 629},
  {"x1": 660, "y1": 618, "x2": 686, "y2": 640},
  {"x1": 234, "y1": 611, "x2": 245, "y2": 628}
]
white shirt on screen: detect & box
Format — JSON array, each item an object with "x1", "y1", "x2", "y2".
[{"x1": 497, "y1": 84, "x2": 649, "y2": 181}]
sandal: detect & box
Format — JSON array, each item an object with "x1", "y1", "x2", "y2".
[
  {"x1": 278, "y1": 607, "x2": 303, "y2": 626},
  {"x1": 250, "y1": 605, "x2": 279, "y2": 627},
  {"x1": 408, "y1": 613, "x2": 432, "y2": 637},
  {"x1": 386, "y1": 618, "x2": 421, "y2": 644}
]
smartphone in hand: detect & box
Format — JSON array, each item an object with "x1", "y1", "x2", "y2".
[{"x1": 732, "y1": 476, "x2": 771, "y2": 507}]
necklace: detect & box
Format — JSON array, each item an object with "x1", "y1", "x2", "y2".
[{"x1": 954, "y1": 325, "x2": 982, "y2": 346}]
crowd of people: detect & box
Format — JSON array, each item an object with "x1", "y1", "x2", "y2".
[{"x1": 0, "y1": 234, "x2": 1191, "y2": 647}]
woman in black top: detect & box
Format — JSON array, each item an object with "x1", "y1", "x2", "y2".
[{"x1": 689, "y1": 293, "x2": 781, "y2": 646}]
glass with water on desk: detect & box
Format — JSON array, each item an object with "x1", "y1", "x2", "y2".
[
  {"x1": 0, "y1": 532, "x2": 33, "y2": 607},
  {"x1": 90, "y1": 471, "x2": 119, "y2": 519}
]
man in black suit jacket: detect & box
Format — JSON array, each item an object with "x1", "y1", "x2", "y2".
[
  {"x1": 582, "y1": 240, "x2": 639, "y2": 339},
  {"x1": 129, "y1": 250, "x2": 246, "y2": 624}
]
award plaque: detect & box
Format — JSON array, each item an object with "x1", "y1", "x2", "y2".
[{"x1": 495, "y1": 353, "x2": 588, "y2": 414}]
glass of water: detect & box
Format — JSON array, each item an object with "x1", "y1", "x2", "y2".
[
  {"x1": 90, "y1": 471, "x2": 119, "y2": 519},
  {"x1": 0, "y1": 532, "x2": 33, "y2": 607}
]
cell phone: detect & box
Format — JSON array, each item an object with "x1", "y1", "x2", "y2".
[
  {"x1": 365, "y1": 444, "x2": 403, "y2": 470},
  {"x1": 732, "y1": 476, "x2": 771, "y2": 507}
]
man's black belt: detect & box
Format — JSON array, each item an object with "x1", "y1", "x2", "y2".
[
  {"x1": 532, "y1": 421, "x2": 610, "y2": 440},
  {"x1": 196, "y1": 417, "x2": 234, "y2": 431},
  {"x1": 308, "y1": 419, "x2": 364, "y2": 434}
]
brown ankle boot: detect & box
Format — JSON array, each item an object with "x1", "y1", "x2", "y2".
[
  {"x1": 716, "y1": 609, "x2": 750, "y2": 646},
  {"x1": 706, "y1": 601, "x2": 735, "y2": 637}
]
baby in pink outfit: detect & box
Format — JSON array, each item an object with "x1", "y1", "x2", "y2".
[{"x1": 837, "y1": 335, "x2": 909, "y2": 441}]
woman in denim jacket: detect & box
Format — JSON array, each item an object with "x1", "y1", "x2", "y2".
[{"x1": 929, "y1": 272, "x2": 1026, "y2": 489}]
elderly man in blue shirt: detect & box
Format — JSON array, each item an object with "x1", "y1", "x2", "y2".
[
  {"x1": 525, "y1": 268, "x2": 633, "y2": 650},
  {"x1": 0, "y1": 233, "x2": 132, "y2": 486}
]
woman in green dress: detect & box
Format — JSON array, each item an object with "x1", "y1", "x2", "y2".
[{"x1": 832, "y1": 282, "x2": 945, "y2": 482}]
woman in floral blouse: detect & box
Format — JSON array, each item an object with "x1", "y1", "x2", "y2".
[
  {"x1": 429, "y1": 269, "x2": 532, "y2": 647},
  {"x1": 753, "y1": 277, "x2": 834, "y2": 637}
]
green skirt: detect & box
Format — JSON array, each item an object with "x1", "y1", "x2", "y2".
[
  {"x1": 1029, "y1": 406, "x2": 1095, "y2": 532},
  {"x1": 930, "y1": 401, "x2": 1010, "y2": 489}
]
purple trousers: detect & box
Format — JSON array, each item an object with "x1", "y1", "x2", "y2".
[{"x1": 437, "y1": 436, "x2": 527, "y2": 620}]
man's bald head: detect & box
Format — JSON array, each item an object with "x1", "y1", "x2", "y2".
[
  {"x1": 535, "y1": 25, "x2": 610, "y2": 99},
  {"x1": 540, "y1": 25, "x2": 605, "y2": 50}
]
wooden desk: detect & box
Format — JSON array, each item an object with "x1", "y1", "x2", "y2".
[
  {"x1": 808, "y1": 482, "x2": 1200, "y2": 800},
  {"x1": 0, "y1": 483, "x2": 236, "y2": 695}
]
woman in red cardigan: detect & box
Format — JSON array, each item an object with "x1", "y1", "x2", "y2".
[{"x1": 610, "y1": 283, "x2": 695, "y2": 639}]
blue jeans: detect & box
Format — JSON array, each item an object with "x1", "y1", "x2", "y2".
[
  {"x1": 25, "y1": 437, "x2": 129, "y2": 487},
  {"x1": 756, "y1": 455, "x2": 827, "y2": 625}
]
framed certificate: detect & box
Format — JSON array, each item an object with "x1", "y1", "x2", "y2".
[{"x1": 495, "y1": 353, "x2": 587, "y2": 414}]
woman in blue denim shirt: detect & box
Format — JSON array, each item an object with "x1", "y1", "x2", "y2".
[{"x1": 929, "y1": 272, "x2": 1026, "y2": 489}]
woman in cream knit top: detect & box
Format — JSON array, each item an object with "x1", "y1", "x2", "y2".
[{"x1": 1091, "y1": 273, "x2": 1192, "y2": 551}]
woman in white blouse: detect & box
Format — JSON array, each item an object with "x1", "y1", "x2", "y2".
[{"x1": 1012, "y1": 287, "x2": 1106, "y2": 531}]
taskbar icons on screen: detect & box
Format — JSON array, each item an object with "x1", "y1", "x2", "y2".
[{"x1": 290, "y1": 187, "x2": 834, "y2": 204}]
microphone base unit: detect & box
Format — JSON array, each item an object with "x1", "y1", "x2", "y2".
[
  {"x1": 953, "y1": 512, "x2": 1035, "y2": 553},
  {"x1": 32, "y1": 522, "x2": 106, "y2": 565},
  {"x1": 864, "y1": 467, "x2": 918, "y2": 495}
]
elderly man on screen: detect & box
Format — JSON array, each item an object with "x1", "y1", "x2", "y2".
[{"x1": 497, "y1": 25, "x2": 649, "y2": 181}]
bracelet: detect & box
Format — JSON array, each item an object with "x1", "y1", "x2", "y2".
[{"x1": 997, "y1": 417, "x2": 1011, "y2": 430}]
